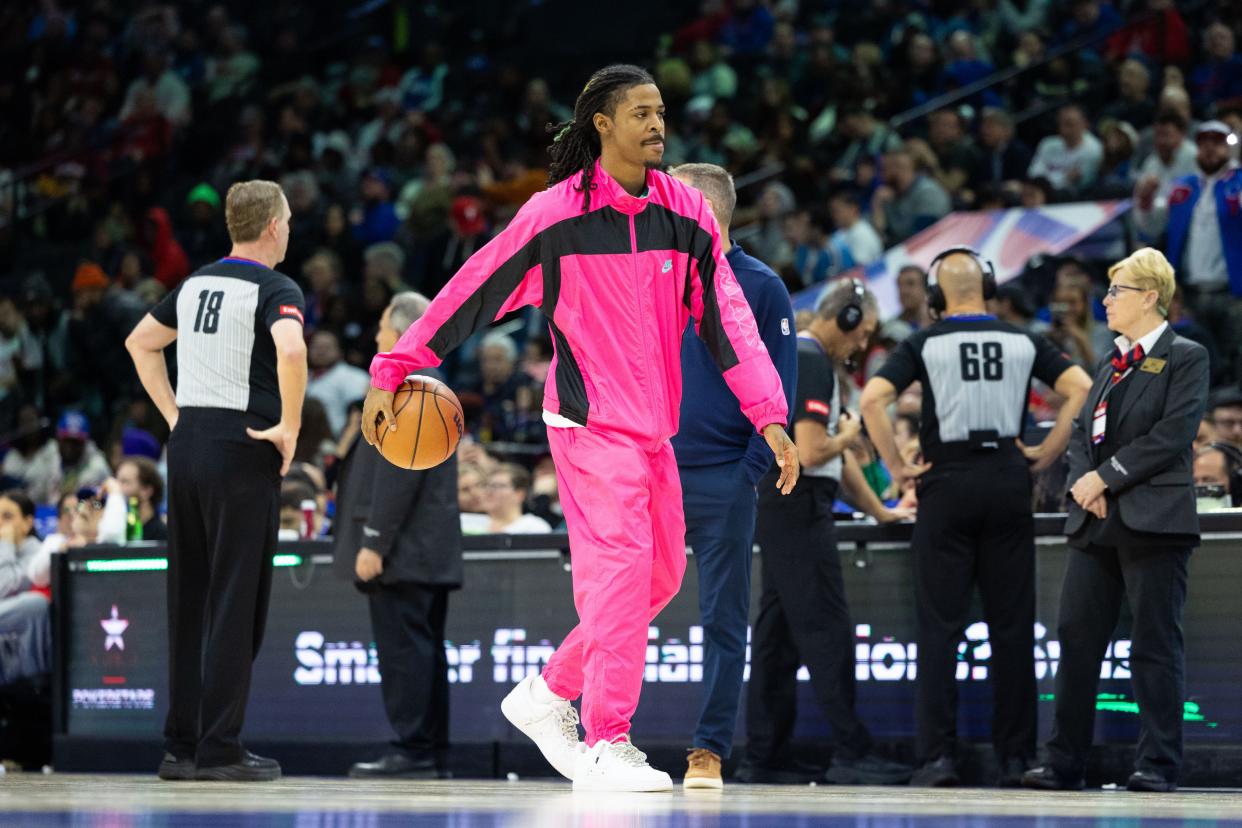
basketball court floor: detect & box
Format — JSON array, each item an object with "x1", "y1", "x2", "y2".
[{"x1": 2, "y1": 776, "x2": 1240, "y2": 827}]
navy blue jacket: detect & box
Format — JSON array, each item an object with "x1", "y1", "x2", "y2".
[{"x1": 673, "y1": 242, "x2": 798, "y2": 482}]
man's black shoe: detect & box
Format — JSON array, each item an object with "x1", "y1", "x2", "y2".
[
  {"x1": 348, "y1": 752, "x2": 439, "y2": 779},
  {"x1": 824, "y1": 753, "x2": 913, "y2": 785},
  {"x1": 195, "y1": 751, "x2": 281, "y2": 782},
  {"x1": 998, "y1": 756, "x2": 1034, "y2": 788},
  {"x1": 1021, "y1": 765, "x2": 1085, "y2": 791},
  {"x1": 733, "y1": 758, "x2": 822, "y2": 784},
  {"x1": 1127, "y1": 770, "x2": 1176, "y2": 792},
  {"x1": 910, "y1": 756, "x2": 960, "y2": 787},
  {"x1": 157, "y1": 753, "x2": 195, "y2": 781}
]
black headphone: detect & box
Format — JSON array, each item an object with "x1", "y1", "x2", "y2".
[
  {"x1": 925, "y1": 246, "x2": 998, "y2": 314},
  {"x1": 1203, "y1": 441, "x2": 1242, "y2": 507},
  {"x1": 836, "y1": 278, "x2": 867, "y2": 332}
]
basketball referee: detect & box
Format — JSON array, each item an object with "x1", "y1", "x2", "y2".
[
  {"x1": 126, "y1": 180, "x2": 307, "y2": 782},
  {"x1": 860, "y1": 249, "x2": 1091, "y2": 787}
]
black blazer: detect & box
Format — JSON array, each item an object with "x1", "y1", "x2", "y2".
[
  {"x1": 332, "y1": 393, "x2": 463, "y2": 590},
  {"x1": 1064, "y1": 326, "x2": 1209, "y2": 539}
]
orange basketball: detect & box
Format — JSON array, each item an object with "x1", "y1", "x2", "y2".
[{"x1": 375, "y1": 376, "x2": 465, "y2": 470}]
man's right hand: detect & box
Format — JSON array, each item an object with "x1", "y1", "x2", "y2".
[
  {"x1": 246, "y1": 421, "x2": 299, "y2": 476},
  {"x1": 1134, "y1": 175, "x2": 1160, "y2": 207},
  {"x1": 361, "y1": 385, "x2": 397, "y2": 447}
]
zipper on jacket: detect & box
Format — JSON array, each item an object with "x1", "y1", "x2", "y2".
[{"x1": 629, "y1": 214, "x2": 659, "y2": 429}]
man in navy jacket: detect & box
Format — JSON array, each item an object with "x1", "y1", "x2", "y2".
[{"x1": 670, "y1": 163, "x2": 797, "y2": 790}]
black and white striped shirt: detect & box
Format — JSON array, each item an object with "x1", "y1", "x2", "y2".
[
  {"x1": 876, "y1": 316, "x2": 1072, "y2": 456},
  {"x1": 151, "y1": 257, "x2": 305, "y2": 424}
]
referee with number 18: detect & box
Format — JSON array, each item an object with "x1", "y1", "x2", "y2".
[
  {"x1": 126, "y1": 180, "x2": 308, "y2": 782},
  {"x1": 861, "y1": 249, "x2": 1091, "y2": 788}
]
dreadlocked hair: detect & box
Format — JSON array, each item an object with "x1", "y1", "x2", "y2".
[{"x1": 546, "y1": 64, "x2": 655, "y2": 213}]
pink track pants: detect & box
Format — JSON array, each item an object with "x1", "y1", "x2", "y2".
[{"x1": 540, "y1": 426, "x2": 688, "y2": 745}]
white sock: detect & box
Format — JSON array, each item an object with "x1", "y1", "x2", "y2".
[{"x1": 530, "y1": 673, "x2": 562, "y2": 704}]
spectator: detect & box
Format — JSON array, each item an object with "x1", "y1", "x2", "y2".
[
  {"x1": 1027, "y1": 105, "x2": 1104, "y2": 194},
  {"x1": 294, "y1": 397, "x2": 337, "y2": 469},
  {"x1": 363, "y1": 242, "x2": 409, "y2": 296},
  {"x1": 307, "y1": 330, "x2": 372, "y2": 436},
  {"x1": 1020, "y1": 176, "x2": 1054, "y2": 208},
  {"x1": 463, "y1": 332, "x2": 542, "y2": 445},
  {"x1": 783, "y1": 209, "x2": 834, "y2": 287},
  {"x1": 1208, "y1": 387, "x2": 1242, "y2": 449},
  {"x1": 1133, "y1": 121, "x2": 1242, "y2": 373},
  {"x1": 1193, "y1": 444, "x2": 1233, "y2": 493},
  {"x1": 1100, "y1": 60, "x2": 1155, "y2": 128},
  {"x1": 205, "y1": 24, "x2": 261, "y2": 104},
  {"x1": 351, "y1": 169, "x2": 401, "y2": 246},
  {"x1": 2, "y1": 406, "x2": 49, "y2": 488},
  {"x1": 742, "y1": 181, "x2": 795, "y2": 268},
  {"x1": 113, "y1": 456, "x2": 168, "y2": 541},
  {"x1": 1195, "y1": 415, "x2": 1218, "y2": 453},
  {"x1": 891, "y1": 265, "x2": 929, "y2": 330},
  {"x1": 22, "y1": 411, "x2": 111, "y2": 506},
  {"x1": 827, "y1": 190, "x2": 884, "y2": 271},
  {"x1": 481, "y1": 463, "x2": 551, "y2": 534},
  {"x1": 1046, "y1": 268, "x2": 1115, "y2": 368},
  {"x1": 830, "y1": 104, "x2": 902, "y2": 186},
  {"x1": 118, "y1": 49, "x2": 191, "y2": 128},
  {"x1": 179, "y1": 183, "x2": 229, "y2": 269},
  {"x1": 920, "y1": 108, "x2": 982, "y2": 200},
  {"x1": 302, "y1": 250, "x2": 352, "y2": 336},
  {"x1": 942, "y1": 31, "x2": 1001, "y2": 110},
  {"x1": 1106, "y1": 0, "x2": 1189, "y2": 67},
  {"x1": 871, "y1": 149, "x2": 952, "y2": 247},
  {"x1": 990, "y1": 283, "x2": 1046, "y2": 335},
  {"x1": 1136, "y1": 112, "x2": 1197, "y2": 196},
  {"x1": 0, "y1": 489, "x2": 51, "y2": 685},
  {"x1": 143, "y1": 207, "x2": 190, "y2": 289},
  {"x1": 66, "y1": 263, "x2": 147, "y2": 413},
  {"x1": 1090, "y1": 119, "x2": 1139, "y2": 197},
  {"x1": 1190, "y1": 22, "x2": 1242, "y2": 112},
  {"x1": 972, "y1": 108, "x2": 1033, "y2": 195}
]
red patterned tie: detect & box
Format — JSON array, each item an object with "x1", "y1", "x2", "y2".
[{"x1": 1110, "y1": 343, "x2": 1145, "y2": 384}]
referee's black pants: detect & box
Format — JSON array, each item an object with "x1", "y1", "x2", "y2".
[
  {"x1": 745, "y1": 476, "x2": 873, "y2": 766},
  {"x1": 163, "y1": 409, "x2": 281, "y2": 767},
  {"x1": 367, "y1": 583, "x2": 451, "y2": 759},
  {"x1": 912, "y1": 454, "x2": 1036, "y2": 764},
  {"x1": 1046, "y1": 542, "x2": 1190, "y2": 782}
]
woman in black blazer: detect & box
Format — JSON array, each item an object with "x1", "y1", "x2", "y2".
[{"x1": 1024, "y1": 248, "x2": 1210, "y2": 793}]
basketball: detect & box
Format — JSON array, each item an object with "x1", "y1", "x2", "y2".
[{"x1": 375, "y1": 376, "x2": 465, "y2": 470}]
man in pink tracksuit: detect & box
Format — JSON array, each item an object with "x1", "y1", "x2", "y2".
[{"x1": 361, "y1": 64, "x2": 798, "y2": 792}]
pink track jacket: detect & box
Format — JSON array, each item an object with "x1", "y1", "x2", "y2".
[{"x1": 370, "y1": 159, "x2": 788, "y2": 442}]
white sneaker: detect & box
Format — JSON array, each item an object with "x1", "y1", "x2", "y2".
[
  {"x1": 572, "y1": 735, "x2": 673, "y2": 792},
  {"x1": 500, "y1": 673, "x2": 582, "y2": 780}
]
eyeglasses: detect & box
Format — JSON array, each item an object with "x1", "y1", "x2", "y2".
[
  {"x1": 75, "y1": 499, "x2": 105, "y2": 514},
  {"x1": 1104, "y1": 284, "x2": 1148, "y2": 300},
  {"x1": 483, "y1": 482, "x2": 514, "y2": 491}
]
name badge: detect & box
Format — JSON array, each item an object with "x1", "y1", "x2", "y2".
[
  {"x1": 1140, "y1": 357, "x2": 1166, "y2": 374},
  {"x1": 1091, "y1": 400, "x2": 1108, "y2": 445}
]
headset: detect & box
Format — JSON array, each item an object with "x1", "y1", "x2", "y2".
[
  {"x1": 1203, "y1": 441, "x2": 1242, "y2": 507},
  {"x1": 925, "y1": 246, "x2": 998, "y2": 314},
  {"x1": 836, "y1": 278, "x2": 867, "y2": 332}
]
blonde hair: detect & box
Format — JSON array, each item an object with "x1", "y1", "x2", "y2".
[
  {"x1": 225, "y1": 180, "x2": 285, "y2": 244},
  {"x1": 1108, "y1": 247, "x2": 1175, "y2": 316}
]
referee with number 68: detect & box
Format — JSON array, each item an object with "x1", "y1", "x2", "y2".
[
  {"x1": 861, "y1": 249, "x2": 1091, "y2": 787},
  {"x1": 126, "y1": 180, "x2": 308, "y2": 782}
]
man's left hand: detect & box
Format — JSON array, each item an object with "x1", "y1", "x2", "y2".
[
  {"x1": 355, "y1": 548, "x2": 384, "y2": 581},
  {"x1": 1070, "y1": 470, "x2": 1108, "y2": 508},
  {"x1": 763, "y1": 423, "x2": 800, "y2": 495}
]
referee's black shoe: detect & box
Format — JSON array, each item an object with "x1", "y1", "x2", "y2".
[
  {"x1": 733, "y1": 757, "x2": 823, "y2": 784},
  {"x1": 998, "y1": 756, "x2": 1035, "y2": 788},
  {"x1": 195, "y1": 751, "x2": 282, "y2": 782},
  {"x1": 1020, "y1": 764, "x2": 1084, "y2": 791},
  {"x1": 909, "y1": 756, "x2": 960, "y2": 787},
  {"x1": 1126, "y1": 770, "x2": 1176, "y2": 793},
  {"x1": 348, "y1": 751, "x2": 440, "y2": 779},
  {"x1": 157, "y1": 753, "x2": 195, "y2": 781},
  {"x1": 824, "y1": 752, "x2": 913, "y2": 785}
]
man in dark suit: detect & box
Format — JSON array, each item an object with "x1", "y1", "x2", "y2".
[
  {"x1": 333, "y1": 291, "x2": 463, "y2": 779},
  {"x1": 1024, "y1": 248, "x2": 1210, "y2": 794}
]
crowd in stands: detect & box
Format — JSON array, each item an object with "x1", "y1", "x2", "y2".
[{"x1": 1, "y1": 0, "x2": 1241, "y2": 582}]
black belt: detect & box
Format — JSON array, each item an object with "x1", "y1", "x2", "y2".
[{"x1": 924, "y1": 438, "x2": 1021, "y2": 464}]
